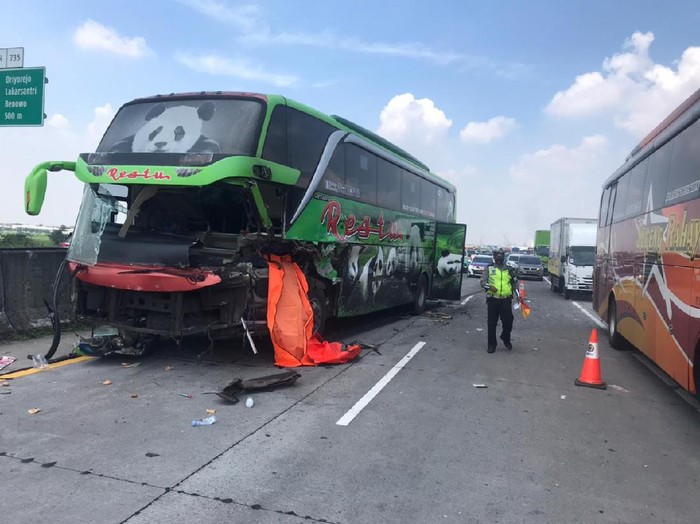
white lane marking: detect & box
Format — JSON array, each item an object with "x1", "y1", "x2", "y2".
[
  {"x1": 571, "y1": 301, "x2": 607, "y2": 329},
  {"x1": 336, "y1": 341, "x2": 426, "y2": 426},
  {"x1": 461, "y1": 294, "x2": 474, "y2": 306},
  {"x1": 543, "y1": 277, "x2": 551, "y2": 285}
]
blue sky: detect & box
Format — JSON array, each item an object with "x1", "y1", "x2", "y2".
[{"x1": 1, "y1": 0, "x2": 699, "y2": 245}]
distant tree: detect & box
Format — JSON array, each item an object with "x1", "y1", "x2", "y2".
[
  {"x1": 0, "y1": 233, "x2": 37, "y2": 248},
  {"x1": 49, "y1": 225, "x2": 70, "y2": 246}
]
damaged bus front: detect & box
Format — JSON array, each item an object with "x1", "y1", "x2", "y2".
[
  {"x1": 25, "y1": 92, "x2": 465, "y2": 357},
  {"x1": 25, "y1": 94, "x2": 296, "y2": 354}
]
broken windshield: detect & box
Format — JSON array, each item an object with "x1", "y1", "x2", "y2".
[
  {"x1": 96, "y1": 98, "x2": 265, "y2": 156},
  {"x1": 68, "y1": 184, "x2": 128, "y2": 266}
]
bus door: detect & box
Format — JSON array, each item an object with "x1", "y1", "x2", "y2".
[{"x1": 429, "y1": 222, "x2": 467, "y2": 300}]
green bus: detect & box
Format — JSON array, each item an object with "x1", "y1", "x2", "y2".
[{"x1": 25, "y1": 93, "x2": 465, "y2": 353}]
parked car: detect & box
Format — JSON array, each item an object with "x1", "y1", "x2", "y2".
[
  {"x1": 514, "y1": 255, "x2": 544, "y2": 280},
  {"x1": 467, "y1": 255, "x2": 493, "y2": 278},
  {"x1": 506, "y1": 253, "x2": 520, "y2": 270}
]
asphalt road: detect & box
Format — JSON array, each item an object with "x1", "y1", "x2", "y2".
[{"x1": 1, "y1": 276, "x2": 699, "y2": 523}]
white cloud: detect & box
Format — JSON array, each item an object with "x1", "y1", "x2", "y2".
[
  {"x1": 546, "y1": 32, "x2": 700, "y2": 137},
  {"x1": 175, "y1": 52, "x2": 298, "y2": 87},
  {"x1": 0, "y1": 107, "x2": 113, "y2": 227},
  {"x1": 378, "y1": 93, "x2": 453, "y2": 145},
  {"x1": 180, "y1": 0, "x2": 461, "y2": 65},
  {"x1": 73, "y1": 20, "x2": 153, "y2": 58},
  {"x1": 459, "y1": 116, "x2": 518, "y2": 144}
]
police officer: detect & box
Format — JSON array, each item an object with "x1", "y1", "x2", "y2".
[{"x1": 480, "y1": 248, "x2": 518, "y2": 353}]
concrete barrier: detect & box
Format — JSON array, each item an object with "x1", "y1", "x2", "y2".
[{"x1": 0, "y1": 249, "x2": 73, "y2": 337}]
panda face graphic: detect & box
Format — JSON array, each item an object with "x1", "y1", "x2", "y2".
[
  {"x1": 131, "y1": 102, "x2": 217, "y2": 153},
  {"x1": 385, "y1": 248, "x2": 398, "y2": 277},
  {"x1": 437, "y1": 251, "x2": 462, "y2": 277}
]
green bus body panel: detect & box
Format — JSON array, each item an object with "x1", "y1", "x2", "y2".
[
  {"x1": 430, "y1": 222, "x2": 466, "y2": 301},
  {"x1": 73, "y1": 155, "x2": 300, "y2": 187}
]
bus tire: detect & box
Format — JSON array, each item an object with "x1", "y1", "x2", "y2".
[
  {"x1": 608, "y1": 298, "x2": 624, "y2": 350},
  {"x1": 307, "y1": 287, "x2": 327, "y2": 336},
  {"x1": 412, "y1": 274, "x2": 428, "y2": 315}
]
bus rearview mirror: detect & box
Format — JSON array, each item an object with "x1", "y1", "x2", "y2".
[{"x1": 25, "y1": 166, "x2": 48, "y2": 216}]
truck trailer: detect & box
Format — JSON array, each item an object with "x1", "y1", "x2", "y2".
[{"x1": 548, "y1": 218, "x2": 596, "y2": 299}]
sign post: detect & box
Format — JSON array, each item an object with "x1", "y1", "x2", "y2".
[{"x1": 0, "y1": 66, "x2": 45, "y2": 127}]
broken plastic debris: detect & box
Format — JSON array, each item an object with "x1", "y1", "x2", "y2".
[
  {"x1": 1, "y1": 380, "x2": 10, "y2": 387},
  {"x1": 121, "y1": 362, "x2": 142, "y2": 368},
  {"x1": 245, "y1": 397, "x2": 254, "y2": 408},
  {"x1": 476, "y1": 328, "x2": 483, "y2": 332},
  {"x1": 560, "y1": 395, "x2": 567, "y2": 400},
  {"x1": 179, "y1": 393, "x2": 192, "y2": 398},
  {"x1": 27, "y1": 408, "x2": 41, "y2": 415},
  {"x1": 192, "y1": 415, "x2": 217, "y2": 427},
  {"x1": 130, "y1": 393, "x2": 138, "y2": 398},
  {"x1": 533, "y1": 347, "x2": 539, "y2": 351},
  {"x1": 206, "y1": 409, "x2": 216, "y2": 415},
  {"x1": 472, "y1": 384, "x2": 487, "y2": 388},
  {"x1": 609, "y1": 384, "x2": 630, "y2": 393},
  {"x1": 0, "y1": 355, "x2": 17, "y2": 371},
  {"x1": 102, "y1": 380, "x2": 112, "y2": 386},
  {"x1": 164, "y1": 366, "x2": 174, "y2": 371}
]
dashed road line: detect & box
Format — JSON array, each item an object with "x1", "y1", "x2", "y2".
[
  {"x1": 571, "y1": 300, "x2": 607, "y2": 329},
  {"x1": 336, "y1": 341, "x2": 426, "y2": 426},
  {"x1": 460, "y1": 294, "x2": 475, "y2": 306}
]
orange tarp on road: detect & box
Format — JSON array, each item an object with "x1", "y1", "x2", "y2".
[{"x1": 265, "y1": 254, "x2": 361, "y2": 367}]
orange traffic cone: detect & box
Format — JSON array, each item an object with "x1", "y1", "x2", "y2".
[
  {"x1": 519, "y1": 281, "x2": 526, "y2": 300},
  {"x1": 575, "y1": 329, "x2": 607, "y2": 389}
]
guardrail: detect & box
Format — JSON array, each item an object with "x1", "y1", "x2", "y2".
[{"x1": 0, "y1": 248, "x2": 73, "y2": 336}]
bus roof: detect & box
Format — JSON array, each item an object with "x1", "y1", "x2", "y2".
[{"x1": 603, "y1": 87, "x2": 700, "y2": 188}]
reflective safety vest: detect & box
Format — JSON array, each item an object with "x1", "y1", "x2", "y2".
[{"x1": 485, "y1": 266, "x2": 514, "y2": 299}]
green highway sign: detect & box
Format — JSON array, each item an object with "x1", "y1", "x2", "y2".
[{"x1": 1, "y1": 67, "x2": 45, "y2": 127}]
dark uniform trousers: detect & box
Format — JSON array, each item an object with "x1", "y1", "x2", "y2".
[{"x1": 487, "y1": 296, "x2": 513, "y2": 348}]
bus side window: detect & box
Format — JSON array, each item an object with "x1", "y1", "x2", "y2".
[
  {"x1": 262, "y1": 106, "x2": 335, "y2": 187},
  {"x1": 598, "y1": 187, "x2": 611, "y2": 226},
  {"x1": 345, "y1": 144, "x2": 377, "y2": 205},
  {"x1": 605, "y1": 184, "x2": 617, "y2": 226},
  {"x1": 436, "y1": 188, "x2": 454, "y2": 222},
  {"x1": 377, "y1": 158, "x2": 401, "y2": 211},
  {"x1": 644, "y1": 139, "x2": 673, "y2": 212},
  {"x1": 665, "y1": 119, "x2": 700, "y2": 206},
  {"x1": 611, "y1": 174, "x2": 629, "y2": 223},
  {"x1": 420, "y1": 178, "x2": 436, "y2": 218},
  {"x1": 262, "y1": 105, "x2": 288, "y2": 165},
  {"x1": 624, "y1": 160, "x2": 649, "y2": 219},
  {"x1": 402, "y1": 170, "x2": 420, "y2": 214},
  {"x1": 320, "y1": 143, "x2": 345, "y2": 195}
]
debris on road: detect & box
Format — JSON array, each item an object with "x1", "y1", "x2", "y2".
[
  {"x1": 206, "y1": 409, "x2": 216, "y2": 415},
  {"x1": 1, "y1": 380, "x2": 10, "y2": 387},
  {"x1": 130, "y1": 393, "x2": 139, "y2": 398},
  {"x1": 245, "y1": 397, "x2": 254, "y2": 408},
  {"x1": 472, "y1": 384, "x2": 487, "y2": 388},
  {"x1": 0, "y1": 356, "x2": 16, "y2": 371},
  {"x1": 217, "y1": 370, "x2": 301, "y2": 404},
  {"x1": 0, "y1": 390, "x2": 10, "y2": 395},
  {"x1": 191, "y1": 415, "x2": 217, "y2": 427},
  {"x1": 102, "y1": 380, "x2": 112, "y2": 386},
  {"x1": 609, "y1": 384, "x2": 631, "y2": 393},
  {"x1": 476, "y1": 328, "x2": 483, "y2": 332},
  {"x1": 121, "y1": 362, "x2": 142, "y2": 368},
  {"x1": 179, "y1": 393, "x2": 192, "y2": 398},
  {"x1": 164, "y1": 366, "x2": 174, "y2": 371},
  {"x1": 27, "y1": 408, "x2": 41, "y2": 415},
  {"x1": 560, "y1": 395, "x2": 567, "y2": 400}
]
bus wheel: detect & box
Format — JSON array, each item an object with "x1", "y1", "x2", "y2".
[
  {"x1": 608, "y1": 298, "x2": 624, "y2": 350},
  {"x1": 412, "y1": 274, "x2": 428, "y2": 315},
  {"x1": 308, "y1": 288, "x2": 327, "y2": 336}
]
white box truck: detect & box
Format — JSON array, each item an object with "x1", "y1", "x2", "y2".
[{"x1": 548, "y1": 218, "x2": 597, "y2": 299}]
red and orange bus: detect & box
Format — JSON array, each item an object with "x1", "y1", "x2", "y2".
[{"x1": 593, "y1": 88, "x2": 700, "y2": 397}]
